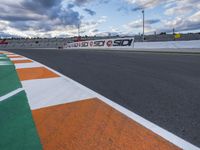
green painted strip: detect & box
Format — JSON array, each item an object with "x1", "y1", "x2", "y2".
[
  {"x1": 0, "y1": 58, "x2": 9, "y2": 61},
  {"x1": 0, "y1": 61, "x2": 13, "y2": 66},
  {"x1": 0, "y1": 91, "x2": 42, "y2": 150},
  {"x1": 0, "y1": 56, "x2": 22, "y2": 96},
  {"x1": 0, "y1": 56, "x2": 9, "y2": 60},
  {"x1": 0, "y1": 58, "x2": 9, "y2": 60},
  {"x1": 0, "y1": 54, "x2": 8, "y2": 57},
  {"x1": 0, "y1": 55, "x2": 9, "y2": 61},
  {"x1": 0, "y1": 54, "x2": 7, "y2": 57},
  {"x1": 0, "y1": 55, "x2": 12, "y2": 65}
]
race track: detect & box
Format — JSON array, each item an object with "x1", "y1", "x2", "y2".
[{"x1": 8, "y1": 49, "x2": 200, "y2": 147}]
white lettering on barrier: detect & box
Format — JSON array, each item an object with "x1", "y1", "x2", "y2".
[{"x1": 64, "y1": 38, "x2": 134, "y2": 49}]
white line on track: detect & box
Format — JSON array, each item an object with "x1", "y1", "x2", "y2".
[
  {"x1": 10, "y1": 57, "x2": 29, "y2": 61},
  {"x1": 0, "y1": 88, "x2": 24, "y2": 102},
  {"x1": 15, "y1": 61, "x2": 42, "y2": 69}
]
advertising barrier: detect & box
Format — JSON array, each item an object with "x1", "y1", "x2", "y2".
[
  {"x1": 64, "y1": 38, "x2": 134, "y2": 49},
  {"x1": 0, "y1": 39, "x2": 8, "y2": 45}
]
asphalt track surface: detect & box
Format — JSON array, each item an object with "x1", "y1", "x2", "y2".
[{"x1": 8, "y1": 49, "x2": 200, "y2": 147}]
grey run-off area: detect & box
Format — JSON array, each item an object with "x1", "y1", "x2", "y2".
[{"x1": 8, "y1": 49, "x2": 200, "y2": 147}]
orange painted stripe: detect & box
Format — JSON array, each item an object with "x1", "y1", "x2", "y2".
[
  {"x1": 8, "y1": 55, "x2": 23, "y2": 58},
  {"x1": 32, "y1": 98, "x2": 181, "y2": 150},
  {"x1": 16, "y1": 67, "x2": 60, "y2": 81},
  {"x1": 12, "y1": 59, "x2": 33, "y2": 64}
]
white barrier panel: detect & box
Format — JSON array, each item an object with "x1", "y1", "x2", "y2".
[
  {"x1": 64, "y1": 38, "x2": 134, "y2": 49},
  {"x1": 134, "y1": 40, "x2": 200, "y2": 49}
]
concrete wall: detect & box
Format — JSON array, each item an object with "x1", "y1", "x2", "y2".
[
  {"x1": 1, "y1": 38, "x2": 200, "y2": 52},
  {"x1": 134, "y1": 40, "x2": 200, "y2": 49}
]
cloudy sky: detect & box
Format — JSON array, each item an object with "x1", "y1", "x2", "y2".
[{"x1": 0, "y1": 0, "x2": 200, "y2": 38}]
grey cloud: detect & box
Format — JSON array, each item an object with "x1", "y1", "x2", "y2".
[
  {"x1": 58, "y1": 8, "x2": 81, "y2": 26},
  {"x1": 10, "y1": 21, "x2": 56, "y2": 32},
  {"x1": 131, "y1": 7, "x2": 144, "y2": 12},
  {"x1": 118, "y1": 5, "x2": 143, "y2": 13},
  {"x1": 126, "y1": 1, "x2": 174, "y2": 13},
  {"x1": 22, "y1": 0, "x2": 62, "y2": 13},
  {"x1": 0, "y1": 0, "x2": 107, "y2": 37},
  {"x1": 21, "y1": 0, "x2": 81, "y2": 27},
  {"x1": 84, "y1": 8, "x2": 96, "y2": 16},
  {"x1": 156, "y1": 10, "x2": 200, "y2": 33},
  {"x1": 0, "y1": 15, "x2": 42, "y2": 22},
  {"x1": 92, "y1": 29, "x2": 99, "y2": 32},
  {"x1": 0, "y1": 32, "x2": 21, "y2": 38},
  {"x1": 74, "y1": 0, "x2": 108, "y2": 6},
  {"x1": 182, "y1": 21, "x2": 200, "y2": 31},
  {"x1": 9, "y1": 21, "x2": 33, "y2": 31},
  {"x1": 160, "y1": 20, "x2": 200, "y2": 33},
  {"x1": 68, "y1": 3, "x2": 75, "y2": 9},
  {"x1": 22, "y1": 1, "x2": 81, "y2": 27},
  {"x1": 128, "y1": 0, "x2": 164, "y2": 11},
  {"x1": 146, "y1": 19, "x2": 160, "y2": 24},
  {"x1": 117, "y1": 6, "x2": 129, "y2": 13},
  {"x1": 131, "y1": 1, "x2": 158, "y2": 12},
  {"x1": 0, "y1": 3, "x2": 44, "y2": 22},
  {"x1": 0, "y1": 0, "x2": 81, "y2": 32},
  {"x1": 74, "y1": 0, "x2": 92, "y2": 6},
  {"x1": 99, "y1": 0, "x2": 109, "y2": 4},
  {"x1": 129, "y1": 19, "x2": 160, "y2": 28},
  {"x1": 37, "y1": 0, "x2": 62, "y2": 8}
]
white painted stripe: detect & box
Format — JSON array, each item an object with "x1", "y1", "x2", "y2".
[
  {"x1": 22, "y1": 77, "x2": 95, "y2": 110},
  {"x1": 4, "y1": 52, "x2": 24, "y2": 58},
  {"x1": 10, "y1": 57, "x2": 28, "y2": 61},
  {"x1": 2, "y1": 52, "x2": 14, "y2": 55},
  {"x1": 7, "y1": 55, "x2": 21, "y2": 57},
  {"x1": 14, "y1": 52, "x2": 200, "y2": 150},
  {"x1": 0, "y1": 88, "x2": 24, "y2": 102},
  {"x1": 15, "y1": 62, "x2": 42, "y2": 69}
]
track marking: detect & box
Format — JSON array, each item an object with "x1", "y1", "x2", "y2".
[
  {"x1": 10, "y1": 57, "x2": 29, "y2": 61},
  {"x1": 15, "y1": 61, "x2": 43, "y2": 69},
  {"x1": 12, "y1": 59, "x2": 33, "y2": 64},
  {"x1": 7, "y1": 54, "x2": 22, "y2": 57},
  {"x1": 0, "y1": 88, "x2": 24, "y2": 102},
  {"x1": 21, "y1": 77, "x2": 95, "y2": 110},
  {"x1": 8, "y1": 55, "x2": 23, "y2": 58},
  {"x1": 16, "y1": 67, "x2": 60, "y2": 81},
  {"x1": 33, "y1": 98, "x2": 180, "y2": 150}
]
